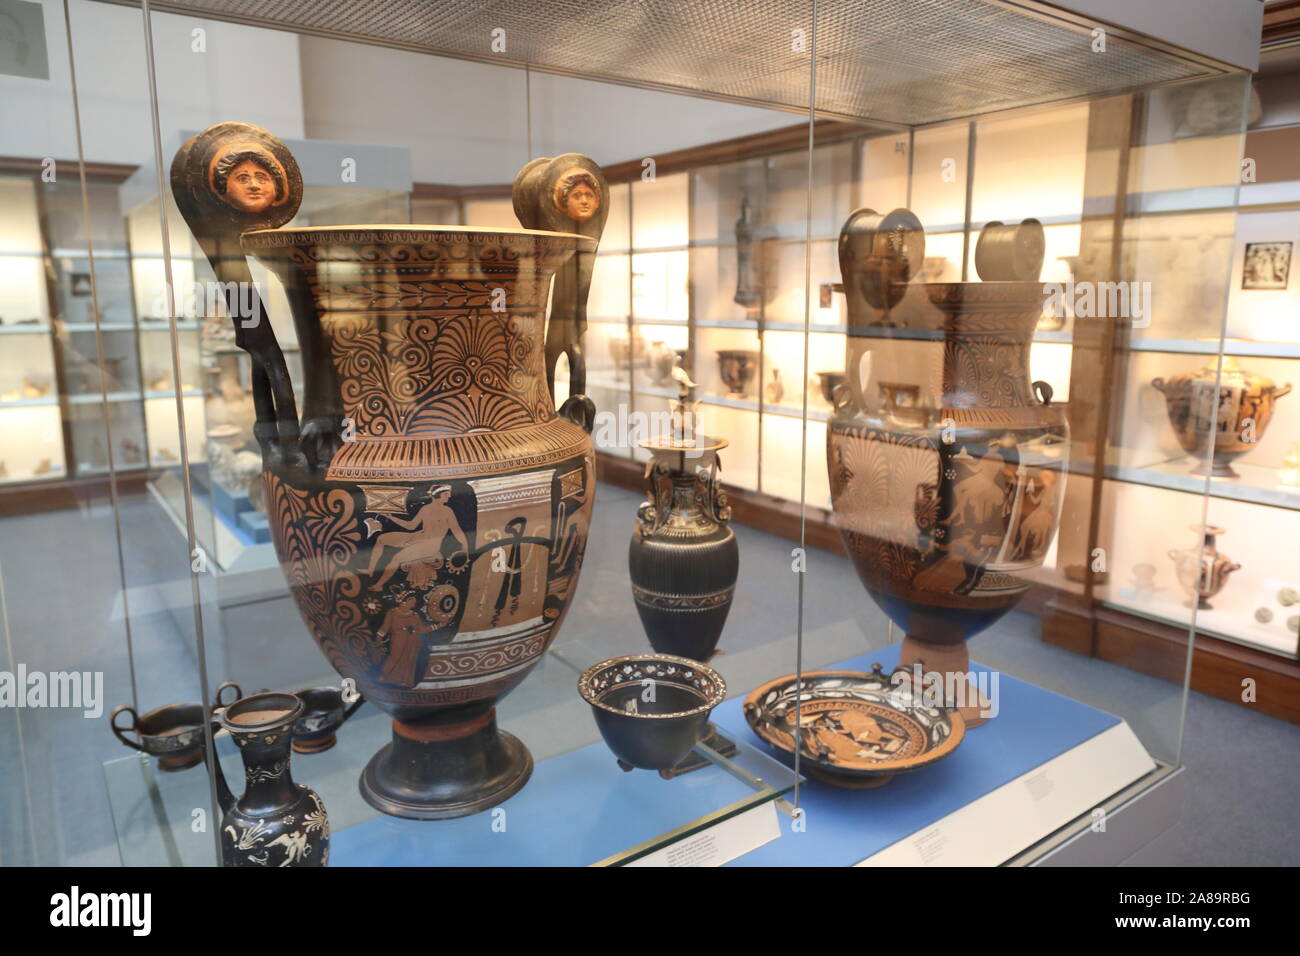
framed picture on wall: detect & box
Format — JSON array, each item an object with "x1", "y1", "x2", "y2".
[{"x1": 1242, "y1": 241, "x2": 1292, "y2": 290}]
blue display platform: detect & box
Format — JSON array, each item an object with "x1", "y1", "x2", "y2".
[
  {"x1": 237, "y1": 509, "x2": 272, "y2": 543},
  {"x1": 713, "y1": 644, "x2": 1126, "y2": 866},
  {"x1": 331, "y1": 721, "x2": 796, "y2": 866},
  {"x1": 330, "y1": 644, "x2": 1137, "y2": 866}
]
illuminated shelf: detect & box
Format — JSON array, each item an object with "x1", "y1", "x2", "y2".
[
  {"x1": 1129, "y1": 338, "x2": 1300, "y2": 360},
  {"x1": 138, "y1": 320, "x2": 203, "y2": 331},
  {"x1": 143, "y1": 389, "x2": 204, "y2": 399},
  {"x1": 67, "y1": 391, "x2": 142, "y2": 405},
  {"x1": 62, "y1": 322, "x2": 137, "y2": 332},
  {"x1": 51, "y1": 248, "x2": 131, "y2": 259},
  {"x1": 1106, "y1": 456, "x2": 1300, "y2": 511},
  {"x1": 629, "y1": 316, "x2": 688, "y2": 326},
  {"x1": 0, "y1": 469, "x2": 65, "y2": 485}
]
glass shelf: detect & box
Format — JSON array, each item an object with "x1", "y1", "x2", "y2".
[
  {"x1": 1108, "y1": 454, "x2": 1300, "y2": 510},
  {"x1": 61, "y1": 322, "x2": 140, "y2": 332},
  {"x1": 1099, "y1": 592, "x2": 1300, "y2": 658},
  {"x1": 67, "y1": 391, "x2": 142, "y2": 405},
  {"x1": 1130, "y1": 337, "x2": 1300, "y2": 359}
]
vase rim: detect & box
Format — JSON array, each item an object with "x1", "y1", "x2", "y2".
[
  {"x1": 219, "y1": 691, "x2": 304, "y2": 733},
  {"x1": 577, "y1": 653, "x2": 726, "y2": 718},
  {"x1": 241, "y1": 224, "x2": 595, "y2": 246}
]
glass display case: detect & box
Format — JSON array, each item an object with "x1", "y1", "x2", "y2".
[{"x1": 0, "y1": 0, "x2": 1286, "y2": 870}]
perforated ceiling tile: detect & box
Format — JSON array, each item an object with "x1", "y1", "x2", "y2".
[{"x1": 115, "y1": 0, "x2": 1229, "y2": 125}]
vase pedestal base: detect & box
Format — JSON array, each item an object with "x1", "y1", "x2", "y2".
[
  {"x1": 359, "y1": 708, "x2": 532, "y2": 820},
  {"x1": 898, "y1": 635, "x2": 993, "y2": 729}
]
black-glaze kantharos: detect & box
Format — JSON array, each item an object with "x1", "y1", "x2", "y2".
[
  {"x1": 292, "y1": 685, "x2": 364, "y2": 754},
  {"x1": 743, "y1": 665, "x2": 965, "y2": 789},
  {"x1": 578, "y1": 654, "x2": 727, "y2": 772},
  {"x1": 109, "y1": 680, "x2": 242, "y2": 771}
]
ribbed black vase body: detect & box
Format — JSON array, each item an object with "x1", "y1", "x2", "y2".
[{"x1": 629, "y1": 446, "x2": 737, "y2": 661}]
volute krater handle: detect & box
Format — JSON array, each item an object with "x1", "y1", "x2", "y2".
[
  {"x1": 1276, "y1": 383, "x2": 1292, "y2": 399},
  {"x1": 1151, "y1": 377, "x2": 1166, "y2": 394},
  {"x1": 974, "y1": 219, "x2": 1045, "y2": 281},
  {"x1": 837, "y1": 207, "x2": 925, "y2": 320},
  {"x1": 170, "y1": 122, "x2": 304, "y2": 465},
  {"x1": 110, "y1": 704, "x2": 141, "y2": 750},
  {"x1": 511, "y1": 153, "x2": 610, "y2": 413}
]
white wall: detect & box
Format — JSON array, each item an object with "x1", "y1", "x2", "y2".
[
  {"x1": 0, "y1": 0, "x2": 303, "y2": 167},
  {"x1": 297, "y1": 35, "x2": 799, "y2": 185}
]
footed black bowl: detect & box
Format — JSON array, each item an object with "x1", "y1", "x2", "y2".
[{"x1": 578, "y1": 654, "x2": 726, "y2": 771}]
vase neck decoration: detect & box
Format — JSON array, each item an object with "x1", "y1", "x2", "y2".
[
  {"x1": 513, "y1": 153, "x2": 611, "y2": 400},
  {"x1": 669, "y1": 369, "x2": 704, "y2": 447},
  {"x1": 215, "y1": 693, "x2": 303, "y2": 817},
  {"x1": 638, "y1": 375, "x2": 730, "y2": 537}
]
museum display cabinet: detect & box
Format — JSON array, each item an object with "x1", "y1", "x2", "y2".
[{"x1": 0, "y1": 0, "x2": 1285, "y2": 868}]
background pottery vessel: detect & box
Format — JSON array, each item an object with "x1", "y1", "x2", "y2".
[
  {"x1": 292, "y1": 686, "x2": 365, "y2": 754},
  {"x1": 817, "y1": 371, "x2": 847, "y2": 406},
  {"x1": 1168, "y1": 525, "x2": 1240, "y2": 609},
  {"x1": 734, "y1": 193, "x2": 762, "y2": 310},
  {"x1": 214, "y1": 692, "x2": 329, "y2": 867},
  {"x1": 765, "y1": 368, "x2": 784, "y2": 404},
  {"x1": 609, "y1": 335, "x2": 646, "y2": 381},
  {"x1": 1152, "y1": 356, "x2": 1291, "y2": 478},
  {"x1": 716, "y1": 349, "x2": 759, "y2": 398},
  {"x1": 172, "y1": 123, "x2": 604, "y2": 820},
  {"x1": 828, "y1": 208, "x2": 1068, "y2": 727},
  {"x1": 644, "y1": 341, "x2": 680, "y2": 386},
  {"x1": 110, "y1": 680, "x2": 242, "y2": 771},
  {"x1": 973, "y1": 218, "x2": 1044, "y2": 282},
  {"x1": 578, "y1": 653, "x2": 726, "y2": 774},
  {"x1": 630, "y1": 434, "x2": 737, "y2": 662}
]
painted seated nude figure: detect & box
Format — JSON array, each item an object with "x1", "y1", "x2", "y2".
[{"x1": 365, "y1": 486, "x2": 469, "y2": 591}]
